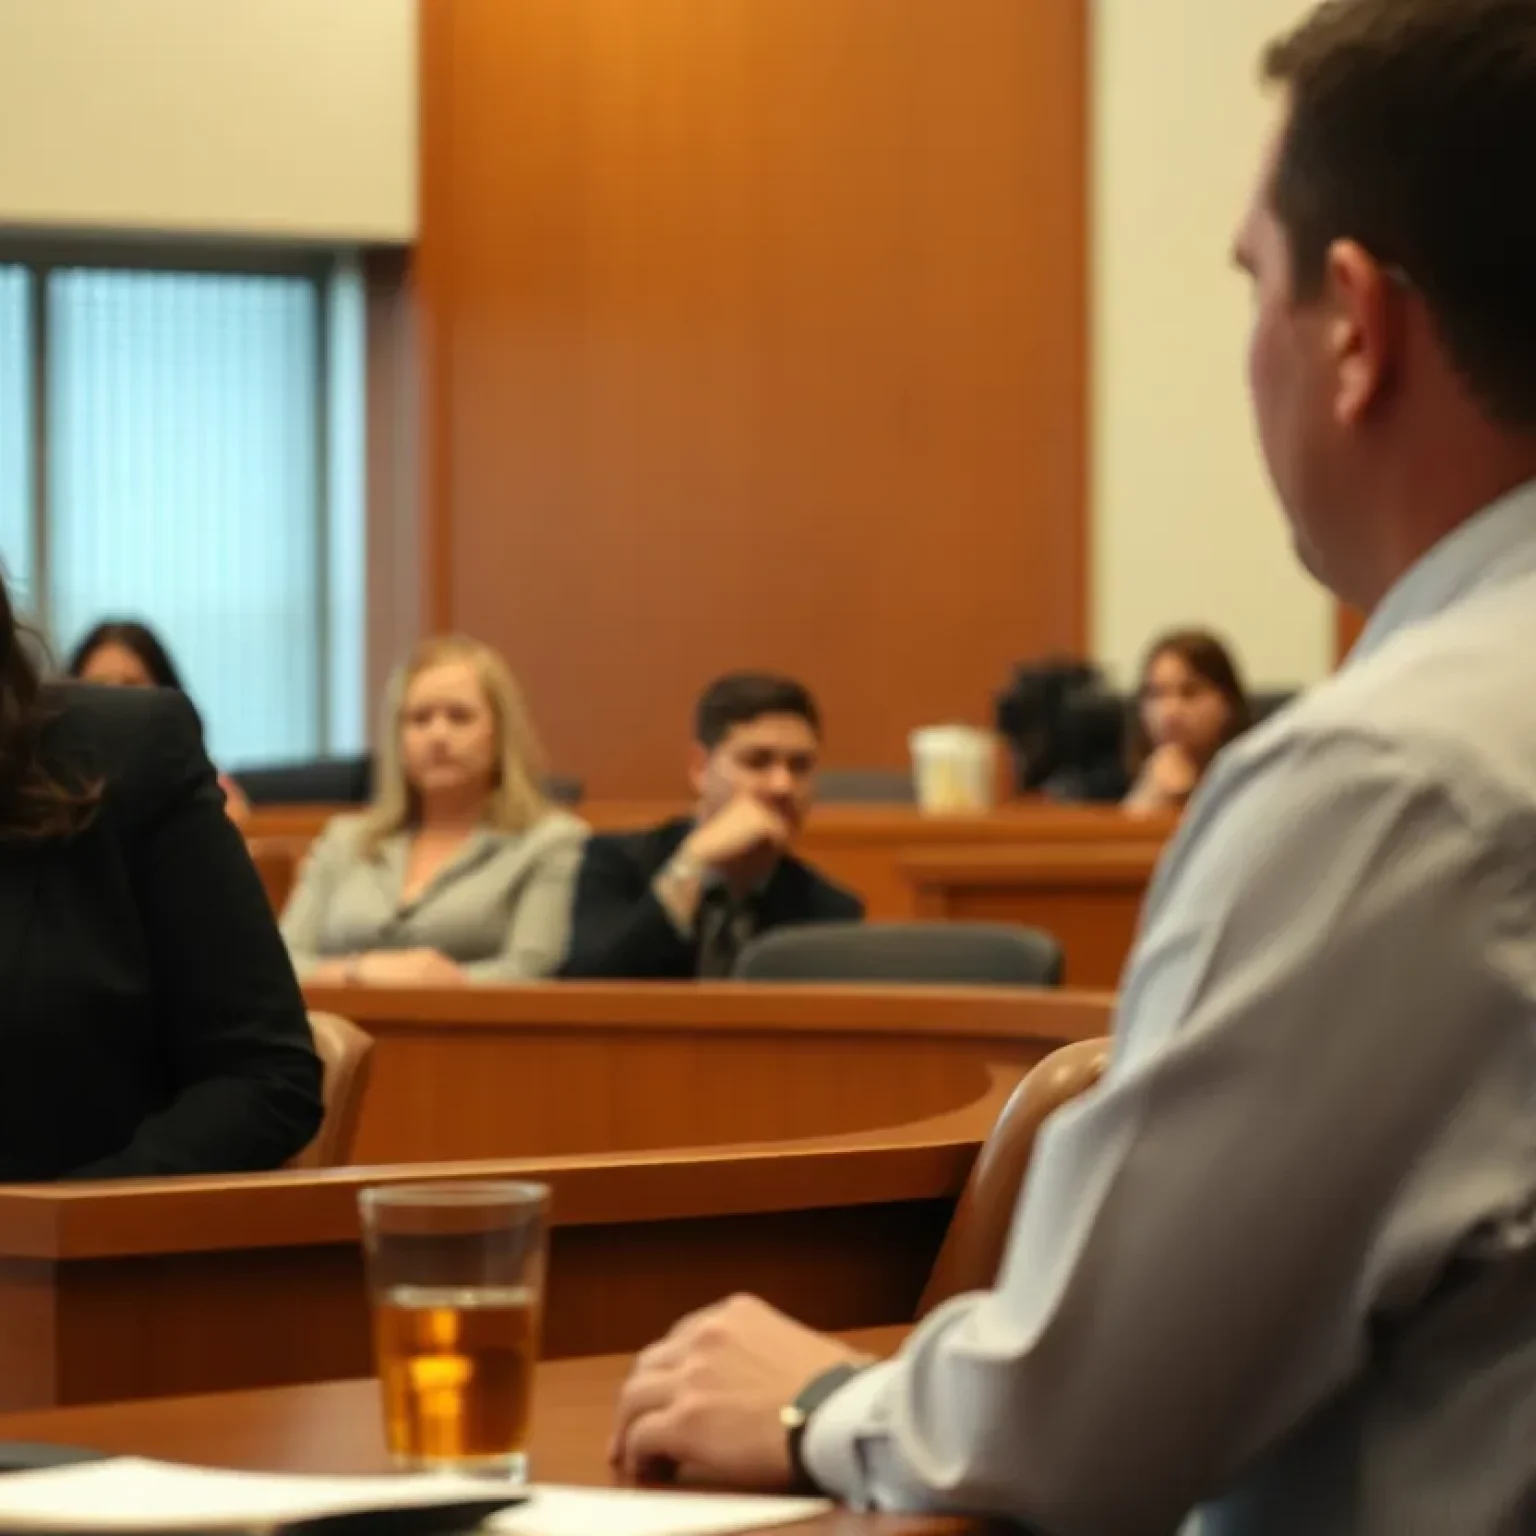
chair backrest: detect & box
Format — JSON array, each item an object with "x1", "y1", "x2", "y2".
[
  {"x1": 232, "y1": 755, "x2": 374, "y2": 806},
  {"x1": 816, "y1": 767, "x2": 917, "y2": 804},
  {"x1": 1251, "y1": 690, "x2": 1298, "y2": 725},
  {"x1": 289, "y1": 1012, "x2": 376, "y2": 1169},
  {"x1": 918, "y1": 1036, "x2": 1110, "y2": 1315},
  {"x1": 735, "y1": 921, "x2": 1064, "y2": 987},
  {"x1": 232, "y1": 754, "x2": 585, "y2": 810},
  {"x1": 542, "y1": 774, "x2": 585, "y2": 807}
]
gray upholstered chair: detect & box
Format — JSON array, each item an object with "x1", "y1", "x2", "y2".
[
  {"x1": 815, "y1": 768, "x2": 917, "y2": 804},
  {"x1": 734, "y1": 921, "x2": 1064, "y2": 987}
]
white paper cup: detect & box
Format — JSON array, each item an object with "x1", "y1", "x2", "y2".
[{"x1": 908, "y1": 726, "x2": 997, "y2": 813}]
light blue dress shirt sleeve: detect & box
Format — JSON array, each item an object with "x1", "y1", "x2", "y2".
[{"x1": 804, "y1": 722, "x2": 1536, "y2": 1535}]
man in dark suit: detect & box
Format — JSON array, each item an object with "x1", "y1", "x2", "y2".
[{"x1": 561, "y1": 673, "x2": 863, "y2": 979}]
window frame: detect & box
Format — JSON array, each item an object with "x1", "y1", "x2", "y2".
[{"x1": 0, "y1": 235, "x2": 354, "y2": 759}]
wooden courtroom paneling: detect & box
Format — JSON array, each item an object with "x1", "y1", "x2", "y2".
[
  {"x1": 790, "y1": 804, "x2": 1175, "y2": 918},
  {"x1": 247, "y1": 801, "x2": 1175, "y2": 920},
  {"x1": 0, "y1": 1127, "x2": 996, "y2": 1411},
  {"x1": 903, "y1": 842, "x2": 1167, "y2": 989},
  {"x1": 417, "y1": 0, "x2": 1088, "y2": 796},
  {"x1": 245, "y1": 807, "x2": 341, "y2": 841},
  {"x1": 1338, "y1": 604, "x2": 1367, "y2": 661},
  {"x1": 299, "y1": 984, "x2": 1113, "y2": 1165}
]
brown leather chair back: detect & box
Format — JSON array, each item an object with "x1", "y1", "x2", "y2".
[
  {"x1": 289, "y1": 1012, "x2": 375, "y2": 1169},
  {"x1": 919, "y1": 1036, "x2": 1111, "y2": 1316}
]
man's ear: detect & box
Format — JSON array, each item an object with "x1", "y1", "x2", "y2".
[{"x1": 1326, "y1": 238, "x2": 1398, "y2": 426}]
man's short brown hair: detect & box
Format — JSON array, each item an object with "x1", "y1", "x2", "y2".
[
  {"x1": 694, "y1": 673, "x2": 821, "y2": 751},
  {"x1": 1263, "y1": 0, "x2": 1536, "y2": 428}
]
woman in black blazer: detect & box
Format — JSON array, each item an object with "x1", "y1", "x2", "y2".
[{"x1": 0, "y1": 579, "x2": 323, "y2": 1180}]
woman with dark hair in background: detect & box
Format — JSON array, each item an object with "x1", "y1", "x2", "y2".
[
  {"x1": 1123, "y1": 627, "x2": 1252, "y2": 817},
  {"x1": 0, "y1": 577, "x2": 321, "y2": 1178},
  {"x1": 67, "y1": 618, "x2": 251, "y2": 829}
]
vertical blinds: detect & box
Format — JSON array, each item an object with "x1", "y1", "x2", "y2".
[
  {"x1": 0, "y1": 261, "x2": 365, "y2": 766},
  {"x1": 49, "y1": 269, "x2": 319, "y2": 763},
  {"x1": 0, "y1": 266, "x2": 31, "y2": 606}
]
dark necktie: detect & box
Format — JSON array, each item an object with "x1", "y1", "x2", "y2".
[{"x1": 696, "y1": 887, "x2": 746, "y2": 979}]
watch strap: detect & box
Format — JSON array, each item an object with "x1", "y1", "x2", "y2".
[{"x1": 780, "y1": 1362, "x2": 866, "y2": 1493}]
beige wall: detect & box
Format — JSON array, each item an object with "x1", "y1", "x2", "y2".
[
  {"x1": 1091, "y1": 0, "x2": 1330, "y2": 690},
  {"x1": 0, "y1": 0, "x2": 416, "y2": 242}
]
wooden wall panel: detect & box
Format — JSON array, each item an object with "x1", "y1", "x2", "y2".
[
  {"x1": 1337, "y1": 604, "x2": 1366, "y2": 662},
  {"x1": 419, "y1": 0, "x2": 1088, "y2": 795}
]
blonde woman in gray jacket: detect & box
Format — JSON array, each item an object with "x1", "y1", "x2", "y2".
[{"x1": 281, "y1": 635, "x2": 588, "y2": 985}]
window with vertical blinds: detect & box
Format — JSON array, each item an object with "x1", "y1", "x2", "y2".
[
  {"x1": 0, "y1": 267, "x2": 31, "y2": 608},
  {"x1": 0, "y1": 256, "x2": 365, "y2": 768}
]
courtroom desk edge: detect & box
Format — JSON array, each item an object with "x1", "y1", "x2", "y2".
[
  {"x1": 247, "y1": 802, "x2": 1177, "y2": 842},
  {"x1": 301, "y1": 981, "x2": 1116, "y2": 1044},
  {"x1": 899, "y1": 842, "x2": 1167, "y2": 886},
  {"x1": 0, "y1": 1137, "x2": 984, "y2": 1263},
  {"x1": 0, "y1": 1328, "x2": 917, "y2": 1491},
  {"x1": 794, "y1": 807, "x2": 1177, "y2": 849}
]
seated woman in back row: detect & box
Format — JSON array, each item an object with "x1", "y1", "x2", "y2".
[
  {"x1": 1123, "y1": 627, "x2": 1252, "y2": 817},
  {"x1": 67, "y1": 618, "x2": 252, "y2": 830},
  {"x1": 282, "y1": 635, "x2": 588, "y2": 985}
]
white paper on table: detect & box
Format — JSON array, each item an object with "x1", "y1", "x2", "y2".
[
  {"x1": 0, "y1": 1456, "x2": 523, "y2": 1531},
  {"x1": 494, "y1": 1486, "x2": 830, "y2": 1536}
]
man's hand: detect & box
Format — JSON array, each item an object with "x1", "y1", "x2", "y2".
[
  {"x1": 357, "y1": 948, "x2": 467, "y2": 986},
  {"x1": 610, "y1": 1295, "x2": 865, "y2": 1488},
  {"x1": 681, "y1": 797, "x2": 791, "y2": 884}
]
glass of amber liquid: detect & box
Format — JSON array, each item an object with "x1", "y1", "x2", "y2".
[{"x1": 358, "y1": 1181, "x2": 548, "y2": 1482}]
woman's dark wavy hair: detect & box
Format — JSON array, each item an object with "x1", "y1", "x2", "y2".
[
  {"x1": 65, "y1": 619, "x2": 186, "y2": 692},
  {"x1": 0, "y1": 578, "x2": 101, "y2": 839},
  {"x1": 1124, "y1": 628, "x2": 1253, "y2": 779}
]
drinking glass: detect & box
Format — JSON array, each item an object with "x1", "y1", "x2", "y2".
[{"x1": 358, "y1": 1181, "x2": 549, "y2": 1482}]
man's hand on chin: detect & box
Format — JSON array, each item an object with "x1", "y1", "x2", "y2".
[{"x1": 610, "y1": 1294, "x2": 866, "y2": 1488}]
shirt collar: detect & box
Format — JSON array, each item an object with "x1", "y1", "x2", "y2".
[{"x1": 1350, "y1": 477, "x2": 1536, "y2": 666}]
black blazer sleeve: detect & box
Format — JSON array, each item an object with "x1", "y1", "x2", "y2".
[
  {"x1": 559, "y1": 833, "x2": 697, "y2": 980},
  {"x1": 817, "y1": 882, "x2": 866, "y2": 923},
  {"x1": 761, "y1": 859, "x2": 866, "y2": 930},
  {"x1": 67, "y1": 691, "x2": 323, "y2": 1179}
]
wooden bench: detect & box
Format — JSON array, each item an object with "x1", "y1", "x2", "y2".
[
  {"x1": 901, "y1": 842, "x2": 1165, "y2": 987},
  {"x1": 246, "y1": 802, "x2": 1176, "y2": 920},
  {"x1": 299, "y1": 983, "x2": 1113, "y2": 1164}
]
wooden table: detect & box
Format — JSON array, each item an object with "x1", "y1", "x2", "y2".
[
  {"x1": 0, "y1": 1328, "x2": 968, "y2": 1535},
  {"x1": 299, "y1": 984, "x2": 1113, "y2": 1165},
  {"x1": 0, "y1": 990, "x2": 1113, "y2": 1413},
  {"x1": 901, "y1": 843, "x2": 1166, "y2": 988},
  {"x1": 248, "y1": 802, "x2": 1176, "y2": 921},
  {"x1": 0, "y1": 1109, "x2": 1004, "y2": 1415}
]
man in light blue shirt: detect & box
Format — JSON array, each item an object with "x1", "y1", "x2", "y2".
[{"x1": 610, "y1": 1, "x2": 1536, "y2": 1530}]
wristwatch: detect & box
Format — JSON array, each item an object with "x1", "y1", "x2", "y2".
[
  {"x1": 664, "y1": 852, "x2": 706, "y2": 886},
  {"x1": 780, "y1": 1362, "x2": 867, "y2": 1492}
]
